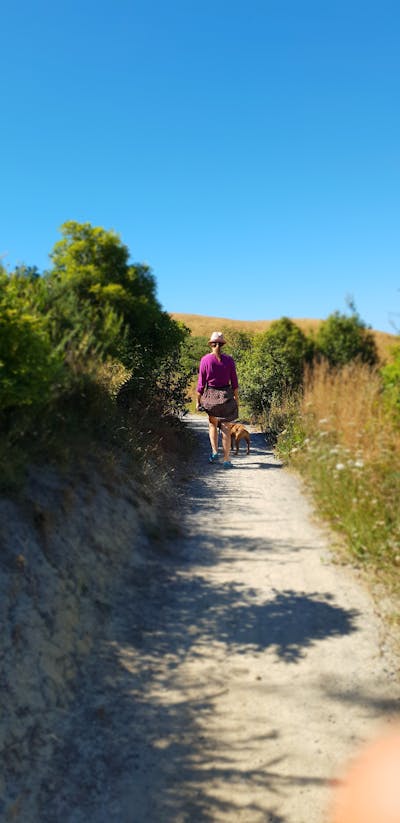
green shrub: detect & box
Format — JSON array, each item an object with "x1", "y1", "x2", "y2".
[
  {"x1": 0, "y1": 302, "x2": 63, "y2": 414},
  {"x1": 223, "y1": 328, "x2": 254, "y2": 364},
  {"x1": 180, "y1": 334, "x2": 208, "y2": 377},
  {"x1": 272, "y1": 394, "x2": 305, "y2": 453},
  {"x1": 315, "y1": 308, "x2": 378, "y2": 367},
  {"x1": 239, "y1": 317, "x2": 313, "y2": 424},
  {"x1": 381, "y1": 345, "x2": 400, "y2": 420}
]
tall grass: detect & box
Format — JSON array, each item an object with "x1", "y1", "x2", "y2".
[{"x1": 277, "y1": 361, "x2": 400, "y2": 598}]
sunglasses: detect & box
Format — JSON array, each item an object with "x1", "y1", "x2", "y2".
[{"x1": 210, "y1": 341, "x2": 222, "y2": 347}]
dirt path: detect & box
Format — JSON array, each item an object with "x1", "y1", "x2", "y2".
[{"x1": 38, "y1": 415, "x2": 400, "y2": 823}]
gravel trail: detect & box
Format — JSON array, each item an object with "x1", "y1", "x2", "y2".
[{"x1": 38, "y1": 415, "x2": 400, "y2": 823}]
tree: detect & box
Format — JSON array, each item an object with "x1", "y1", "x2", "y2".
[
  {"x1": 315, "y1": 308, "x2": 378, "y2": 367},
  {"x1": 47, "y1": 220, "x2": 188, "y2": 369},
  {"x1": 47, "y1": 221, "x2": 191, "y2": 411},
  {"x1": 47, "y1": 222, "x2": 158, "y2": 362},
  {"x1": 0, "y1": 222, "x2": 192, "y2": 420}
]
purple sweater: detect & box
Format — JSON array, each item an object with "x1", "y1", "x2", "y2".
[{"x1": 197, "y1": 352, "x2": 239, "y2": 394}]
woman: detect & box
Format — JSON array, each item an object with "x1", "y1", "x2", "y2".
[{"x1": 196, "y1": 331, "x2": 239, "y2": 467}]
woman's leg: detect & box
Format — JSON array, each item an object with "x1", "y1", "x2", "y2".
[
  {"x1": 220, "y1": 422, "x2": 232, "y2": 461},
  {"x1": 208, "y1": 416, "x2": 219, "y2": 454}
]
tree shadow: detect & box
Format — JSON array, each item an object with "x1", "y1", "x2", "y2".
[
  {"x1": 35, "y1": 416, "x2": 359, "y2": 821},
  {"x1": 124, "y1": 571, "x2": 360, "y2": 664},
  {"x1": 323, "y1": 682, "x2": 400, "y2": 716},
  {"x1": 232, "y1": 461, "x2": 283, "y2": 470},
  {"x1": 37, "y1": 557, "x2": 360, "y2": 821}
]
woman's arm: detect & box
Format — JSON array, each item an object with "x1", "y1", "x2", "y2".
[
  {"x1": 196, "y1": 357, "x2": 207, "y2": 410},
  {"x1": 230, "y1": 358, "x2": 239, "y2": 407}
]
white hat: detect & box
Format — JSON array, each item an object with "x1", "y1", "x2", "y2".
[{"x1": 208, "y1": 331, "x2": 226, "y2": 345}]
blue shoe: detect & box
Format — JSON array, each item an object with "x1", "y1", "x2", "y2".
[
  {"x1": 223, "y1": 460, "x2": 233, "y2": 468},
  {"x1": 209, "y1": 452, "x2": 219, "y2": 463}
]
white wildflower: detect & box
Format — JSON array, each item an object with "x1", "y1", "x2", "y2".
[
  {"x1": 354, "y1": 459, "x2": 364, "y2": 468},
  {"x1": 335, "y1": 463, "x2": 345, "y2": 471}
]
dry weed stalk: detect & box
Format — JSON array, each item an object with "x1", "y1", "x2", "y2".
[{"x1": 96, "y1": 360, "x2": 131, "y2": 396}]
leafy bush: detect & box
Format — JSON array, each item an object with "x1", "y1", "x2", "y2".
[
  {"x1": 0, "y1": 308, "x2": 63, "y2": 413},
  {"x1": 239, "y1": 317, "x2": 314, "y2": 423},
  {"x1": 0, "y1": 270, "x2": 64, "y2": 415},
  {"x1": 381, "y1": 345, "x2": 400, "y2": 420},
  {"x1": 268, "y1": 391, "x2": 304, "y2": 448},
  {"x1": 315, "y1": 308, "x2": 378, "y2": 367},
  {"x1": 180, "y1": 334, "x2": 209, "y2": 377},
  {"x1": 223, "y1": 328, "x2": 254, "y2": 364}
]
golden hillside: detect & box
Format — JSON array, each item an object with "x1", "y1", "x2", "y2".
[{"x1": 171, "y1": 313, "x2": 398, "y2": 363}]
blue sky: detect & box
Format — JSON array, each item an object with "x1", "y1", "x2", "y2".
[{"x1": 1, "y1": 0, "x2": 399, "y2": 332}]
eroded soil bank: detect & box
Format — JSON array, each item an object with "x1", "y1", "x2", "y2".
[{"x1": 1, "y1": 450, "x2": 179, "y2": 821}]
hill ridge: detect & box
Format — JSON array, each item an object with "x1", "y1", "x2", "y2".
[{"x1": 170, "y1": 312, "x2": 397, "y2": 362}]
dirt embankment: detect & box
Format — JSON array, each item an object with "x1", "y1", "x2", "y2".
[{"x1": 0, "y1": 453, "x2": 180, "y2": 821}]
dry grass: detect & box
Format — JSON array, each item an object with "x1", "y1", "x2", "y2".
[
  {"x1": 172, "y1": 312, "x2": 321, "y2": 337},
  {"x1": 302, "y1": 361, "x2": 400, "y2": 462},
  {"x1": 171, "y1": 313, "x2": 397, "y2": 364},
  {"x1": 374, "y1": 330, "x2": 400, "y2": 363},
  {"x1": 277, "y1": 360, "x2": 400, "y2": 597},
  {"x1": 96, "y1": 359, "x2": 131, "y2": 397}
]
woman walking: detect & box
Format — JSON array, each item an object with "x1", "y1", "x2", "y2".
[{"x1": 196, "y1": 331, "x2": 239, "y2": 467}]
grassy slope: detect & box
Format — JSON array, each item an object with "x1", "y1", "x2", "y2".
[{"x1": 171, "y1": 312, "x2": 398, "y2": 363}]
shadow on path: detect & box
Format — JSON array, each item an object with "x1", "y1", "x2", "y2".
[
  {"x1": 123, "y1": 569, "x2": 360, "y2": 664},
  {"x1": 38, "y1": 549, "x2": 361, "y2": 821}
]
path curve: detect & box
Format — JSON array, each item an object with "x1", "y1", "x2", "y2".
[{"x1": 38, "y1": 415, "x2": 400, "y2": 823}]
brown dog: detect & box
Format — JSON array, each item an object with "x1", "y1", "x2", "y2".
[{"x1": 229, "y1": 423, "x2": 250, "y2": 454}]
